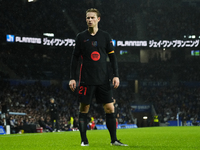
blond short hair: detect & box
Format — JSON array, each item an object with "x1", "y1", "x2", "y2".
[{"x1": 86, "y1": 8, "x2": 101, "y2": 18}]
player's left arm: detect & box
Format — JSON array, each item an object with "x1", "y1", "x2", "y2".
[
  {"x1": 107, "y1": 38, "x2": 120, "y2": 89},
  {"x1": 109, "y1": 52, "x2": 119, "y2": 89}
]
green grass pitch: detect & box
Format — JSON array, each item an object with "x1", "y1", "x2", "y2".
[{"x1": 1, "y1": 127, "x2": 200, "y2": 150}]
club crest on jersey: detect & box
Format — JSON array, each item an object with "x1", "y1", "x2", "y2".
[
  {"x1": 91, "y1": 51, "x2": 100, "y2": 61},
  {"x1": 92, "y1": 41, "x2": 98, "y2": 47}
]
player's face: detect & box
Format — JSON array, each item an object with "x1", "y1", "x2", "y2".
[{"x1": 86, "y1": 12, "x2": 100, "y2": 28}]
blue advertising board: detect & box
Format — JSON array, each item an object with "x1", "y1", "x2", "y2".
[
  {"x1": 0, "y1": 111, "x2": 26, "y2": 115},
  {"x1": 131, "y1": 105, "x2": 151, "y2": 112},
  {"x1": 95, "y1": 124, "x2": 138, "y2": 130},
  {"x1": 181, "y1": 81, "x2": 200, "y2": 87},
  {"x1": 4, "y1": 79, "x2": 51, "y2": 87},
  {"x1": 168, "y1": 120, "x2": 200, "y2": 126},
  {"x1": 140, "y1": 81, "x2": 169, "y2": 87},
  {"x1": 0, "y1": 126, "x2": 6, "y2": 135}
]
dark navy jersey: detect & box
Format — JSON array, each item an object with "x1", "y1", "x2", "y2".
[
  {"x1": 70, "y1": 29, "x2": 119, "y2": 85},
  {"x1": 50, "y1": 103, "x2": 58, "y2": 114}
]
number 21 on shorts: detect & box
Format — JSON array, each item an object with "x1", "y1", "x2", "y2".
[{"x1": 79, "y1": 86, "x2": 87, "y2": 95}]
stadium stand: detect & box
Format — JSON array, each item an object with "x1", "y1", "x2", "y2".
[
  {"x1": 142, "y1": 0, "x2": 200, "y2": 40},
  {"x1": 1, "y1": 0, "x2": 200, "y2": 132},
  {"x1": 0, "y1": 80, "x2": 136, "y2": 133},
  {"x1": 140, "y1": 86, "x2": 200, "y2": 122}
]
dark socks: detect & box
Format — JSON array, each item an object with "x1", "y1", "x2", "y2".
[
  {"x1": 79, "y1": 113, "x2": 88, "y2": 142},
  {"x1": 106, "y1": 113, "x2": 117, "y2": 142}
]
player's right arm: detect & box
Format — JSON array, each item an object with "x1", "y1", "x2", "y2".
[{"x1": 69, "y1": 34, "x2": 81, "y2": 92}]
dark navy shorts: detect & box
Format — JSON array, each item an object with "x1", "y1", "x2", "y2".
[{"x1": 78, "y1": 83, "x2": 113, "y2": 105}]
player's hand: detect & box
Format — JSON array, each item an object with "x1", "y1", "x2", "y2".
[
  {"x1": 112, "y1": 77, "x2": 120, "y2": 89},
  {"x1": 69, "y1": 79, "x2": 76, "y2": 92}
]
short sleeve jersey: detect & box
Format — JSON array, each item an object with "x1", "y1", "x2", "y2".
[{"x1": 71, "y1": 29, "x2": 115, "y2": 85}]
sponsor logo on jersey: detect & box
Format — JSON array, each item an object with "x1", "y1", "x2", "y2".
[
  {"x1": 92, "y1": 41, "x2": 98, "y2": 47},
  {"x1": 91, "y1": 51, "x2": 100, "y2": 61},
  {"x1": 84, "y1": 39, "x2": 89, "y2": 42}
]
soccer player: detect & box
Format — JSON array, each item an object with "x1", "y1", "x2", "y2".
[{"x1": 69, "y1": 8, "x2": 128, "y2": 146}]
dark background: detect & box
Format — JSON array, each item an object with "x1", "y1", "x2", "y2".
[{"x1": 0, "y1": 0, "x2": 200, "y2": 128}]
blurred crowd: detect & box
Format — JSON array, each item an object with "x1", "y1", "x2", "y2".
[
  {"x1": 0, "y1": 0, "x2": 74, "y2": 38},
  {"x1": 1, "y1": 45, "x2": 200, "y2": 130},
  {"x1": 0, "y1": 46, "x2": 72, "y2": 80},
  {"x1": 0, "y1": 0, "x2": 137, "y2": 40},
  {"x1": 64, "y1": 0, "x2": 138, "y2": 40},
  {"x1": 2, "y1": 46, "x2": 200, "y2": 82},
  {"x1": 142, "y1": 0, "x2": 200, "y2": 40},
  {"x1": 140, "y1": 86, "x2": 200, "y2": 123},
  {"x1": 0, "y1": 71, "x2": 9, "y2": 79},
  {"x1": 0, "y1": 80, "x2": 135, "y2": 133},
  {"x1": 1, "y1": 0, "x2": 200, "y2": 40},
  {"x1": 1, "y1": 0, "x2": 200, "y2": 133}
]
